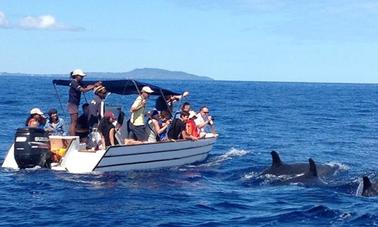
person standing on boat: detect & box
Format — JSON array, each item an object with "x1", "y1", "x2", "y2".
[
  {"x1": 129, "y1": 86, "x2": 154, "y2": 141},
  {"x1": 88, "y1": 85, "x2": 107, "y2": 129},
  {"x1": 67, "y1": 69, "x2": 101, "y2": 136},
  {"x1": 155, "y1": 91, "x2": 189, "y2": 116},
  {"x1": 44, "y1": 108, "x2": 65, "y2": 135},
  {"x1": 76, "y1": 103, "x2": 90, "y2": 143}
]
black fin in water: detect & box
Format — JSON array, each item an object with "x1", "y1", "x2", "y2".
[
  {"x1": 363, "y1": 176, "x2": 372, "y2": 191},
  {"x1": 308, "y1": 158, "x2": 318, "y2": 177},
  {"x1": 271, "y1": 150, "x2": 282, "y2": 167}
]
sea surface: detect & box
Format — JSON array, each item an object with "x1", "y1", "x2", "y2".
[{"x1": 0, "y1": 75, "x2": 377, "y2": 226}]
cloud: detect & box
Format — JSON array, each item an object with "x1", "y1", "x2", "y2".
[
  {"x1": 0, "y1": 11, "x2": 9, "y2": 27},
  {"x1": 20, "y1": 15, "x2": 57, "y2": 29},
  {"x1": 0, "y1": 11, "x2": 83, "y2": 31},
  {"x1": 18, "y1": 15, "x2": 84, "y2": 31}
]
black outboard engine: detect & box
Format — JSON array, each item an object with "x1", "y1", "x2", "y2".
[{"x1": 14, "y1": 128, "x2": 51, "y2": 169}]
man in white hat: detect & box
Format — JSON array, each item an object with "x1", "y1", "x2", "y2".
[
  {"x1": 68, "y1": 69, "x2": 101, "y2": 136},
  {"x1": 129, "y1": 86, "x2": 154, "y2": 141}
]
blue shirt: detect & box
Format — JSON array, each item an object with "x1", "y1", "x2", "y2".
[{"x1": 44, "y1": 118, "x2": 65, "y2": 136}]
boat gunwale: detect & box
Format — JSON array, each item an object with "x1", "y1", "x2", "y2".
[
  {"x1": 104, "y1": 142, "x2": 216, "y2": 158},
  {"x1": 107, "y1": 136, "x2": 217, "y2": 148}
]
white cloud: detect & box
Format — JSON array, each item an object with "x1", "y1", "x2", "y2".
[
  {"x1": 0, "y1": 11, "x2": 9, "y2": 27},
  {"x1": 0, "y1": 11, "x2": 84, "y2": 31},
  {"x1": 20, "y1": 15, "x2": 56, "y2": 29},
  {"x1": 18, "y1": 14, "x2": 83, "y2": 31}
]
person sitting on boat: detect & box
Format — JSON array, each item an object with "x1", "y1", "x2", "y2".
[
  {"x1": 98, "y1": 111, "x2": 118, "y2": 148},
  {"x1": 195, "y1": 106, "x2": 217, "y2": 138},
  {"x1": 129, "y1": 86, "x2": 154, "y2": 142},
  {"x1": 67, "y1": 69, "x2": 101, "y2": 136},
  {"x1": 168, "y1": 111, "x2": 198, "y2": 141},
  {"x1": 146, "y1": 110, "x2": 171, "y2": 143},
  {"x1": 159, "y1": 110, "x2": 172, "y2": 141},
  {"x1": 88, "y1": 85, "x2": 107, "y2": 129},
  {"x1": 76, "y1": 103, "x2": 90, "y2": 143},
  {"x1": 25, "y1": 108, "x2": 46, "y2": 128},
  {"x1": 186, "y1": 111, "x2": 200, "y2": 139},
  {"x1": 155, "y1": 91, "x2": 189, "y2": 117},
  {"x1": 44, "y1": 108, "x2": 65, "y2": 136}
]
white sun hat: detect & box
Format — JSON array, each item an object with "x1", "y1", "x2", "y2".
[
  {"x1": 141, "y1": 86, "x2": 154, "y2": 94},
  {"x1": 30, "y1": 108, "x2": 44, "y2": 115},
  {"x1": 72, "y1": 69, "x2": 86, "y2": 77}
]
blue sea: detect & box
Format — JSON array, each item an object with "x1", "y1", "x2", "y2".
[{"x1": 0, "y1": 75, "x2": 377, "y2": 226}]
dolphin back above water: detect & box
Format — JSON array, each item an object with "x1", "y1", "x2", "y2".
[
  {"x1": 356, "y1": 176, "x2": 378, "y2": 197},
  {"x1": 262, "y1": 151, "x2": 339, "y2": 177},
  {"x1": 280, "y1": 158, "x2": 326, "y2": 186}
]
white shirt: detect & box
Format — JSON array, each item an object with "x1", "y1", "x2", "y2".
[{"x1": 194, "y1": 113, "x2": 207, "y2": 132}]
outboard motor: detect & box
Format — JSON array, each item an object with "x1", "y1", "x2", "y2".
[{"x1": 14, "y1": 128, "x2": 51, "y2": 169}]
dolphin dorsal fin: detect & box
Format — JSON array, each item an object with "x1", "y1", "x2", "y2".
[
  {"x1": 308, "y1": 158, "x2": 318, "y2": 177},
  {"x1": 271, "y1": 151, "x2": 282, "y2": 167},
  {"x1": 363, "y1": 176, "x2": 372, "y2": 192}
]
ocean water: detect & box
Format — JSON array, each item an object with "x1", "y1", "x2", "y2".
[{"x1": 0, "y1": 75, "x2": 377, "y2": 226}]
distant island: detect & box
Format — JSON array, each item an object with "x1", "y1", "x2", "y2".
[{"x1": 0, "y1": 68, "x2": 213, "y2": 81}]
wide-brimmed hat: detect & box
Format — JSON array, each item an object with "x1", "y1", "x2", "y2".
[
  {"x1": 104, "y1": 111, "x2": 116, "y2": 120},
  {"x1": 72, "y1": 69, "x2": 86, "y2": 77},
  {"x1": 189, "y1": 111, "x2": 197, "y2": 119},
  {"x1": 94, "y1": 85, "x2": 106, "y2": 94},
  {"x1": 141, "y1": 86, "x2": 154, "y2": 94},
  {"x1": 30, "y1": 108, "x2": 44, "y2": 115}
]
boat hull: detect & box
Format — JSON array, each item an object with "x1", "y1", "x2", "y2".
[
  {"x1": 2, "y1": 137, "x2": 217, "y2": 173},
  {"x1": 94, "y1": 138, "x2": 216, "y2": 172}
]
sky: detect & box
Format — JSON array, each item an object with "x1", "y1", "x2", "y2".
[{"x1": 1, "y1": 0, "x2": 378, "y2": 83}]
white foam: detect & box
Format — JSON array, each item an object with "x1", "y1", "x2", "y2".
[
  {"x1": 198, "y1": 147, "x2": 250, "y2": 167},
  {"x1": 212, "y1": 148, "x2": 249, "y2": 163},
  {"x1": 243, "y1": 172, "x2": 259, "y2": 179},
  {"x1": 325, "y1": 161, "x2": 349, "y2": 171},
  {"x1": 339, "y1": 212, "x2": 352, "y2": 220},
  {"x1": 356, "y1": 178, "x2": 364, "y2": 196}
]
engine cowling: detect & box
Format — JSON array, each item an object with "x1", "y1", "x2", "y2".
[{"x1": 14, "y1": 128, "x2": 51, "y2": 169}]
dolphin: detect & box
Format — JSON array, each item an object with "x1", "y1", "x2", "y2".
[
  {"x1": 262, "y1": 150, "x2": 339, "y2": 177},
  {"x1": 280, "y1": 158, "x2": 327, "y2": 186},
  {"x1": 356, "y1": 176, "x2": 378, "y2": 197}
]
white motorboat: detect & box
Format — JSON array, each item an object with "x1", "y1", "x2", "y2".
[{"x1": 1, "y1": 79, "x2": 217, "y2": 173}]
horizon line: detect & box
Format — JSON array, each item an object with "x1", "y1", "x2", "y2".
[{"x1": 0, "y1": 71, "x2": 377, "y2": 85}]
